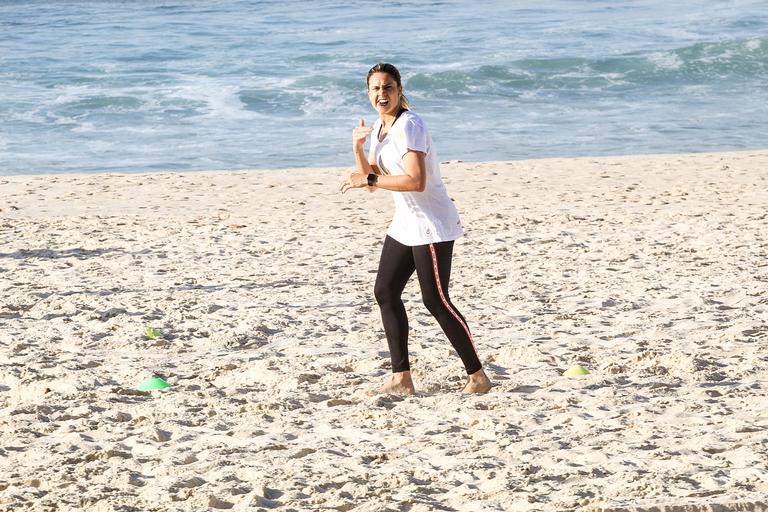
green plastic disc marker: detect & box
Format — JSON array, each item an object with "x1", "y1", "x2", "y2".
[
  {"x1": 563, "y1": 365, "x2": 590, "y2": 377},
  {"x1": 137, "y1": 376, "x2": 171, "y2": 391},
  {"x1": 144, "y1": 326, "x2": 162, "y2": 340}
]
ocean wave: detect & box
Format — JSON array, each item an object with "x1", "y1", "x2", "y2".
[
  {"x1": 58, "y1": 95, "x2": 144, "y2": 112},
  {"x1": 404, "y1": 37, "x2": 768, "y2": 96}
]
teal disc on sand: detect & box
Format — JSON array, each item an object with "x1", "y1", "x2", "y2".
[
  {"x1": 137, "y1": 376, "x2": 171, "y2": 391},
  {"x1": 562, "y1": 365, "x2": 590, "y2": 376}
]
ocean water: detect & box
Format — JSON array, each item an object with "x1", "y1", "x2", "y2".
[{"x1": 1, "y1": 0, "x2": 767, "y2": 175}]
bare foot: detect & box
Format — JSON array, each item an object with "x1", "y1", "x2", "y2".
[
  {"x1": 462, "y1": 368, "x2": 493, "y2": 394},
  {"x1": 369, "y1": 371, "x2": 416, "y2": 396}
]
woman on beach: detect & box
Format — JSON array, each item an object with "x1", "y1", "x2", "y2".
[{"x1": 339, "y1": 63, "x2": 492, "y2": 395}]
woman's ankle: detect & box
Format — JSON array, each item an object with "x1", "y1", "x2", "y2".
[
  {"x1": 391, "y1": 370, "x2": 412, "y2": 382},
  {"x1": 467, "y1": 368, "x2": 487, "y2": 380}
]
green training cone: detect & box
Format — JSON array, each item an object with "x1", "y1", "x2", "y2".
[
  {"x1": 562, "y1": 365, "x2": 590, "y2": 377},
  {"x1": 137, "y1": 376, "x2": 171, "y2": 391}
]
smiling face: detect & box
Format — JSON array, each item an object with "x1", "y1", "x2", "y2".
[{"x1": 367, "y1": 72, "x2": 401, "y2": 117}]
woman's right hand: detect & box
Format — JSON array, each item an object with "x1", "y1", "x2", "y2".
[{"x1": 352, "y1": 118, "x2": 373, "y2": 147}]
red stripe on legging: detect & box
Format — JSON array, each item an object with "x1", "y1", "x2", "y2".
[{"x1": 428, "y1": 243, "x2": 477, "y2": 351}]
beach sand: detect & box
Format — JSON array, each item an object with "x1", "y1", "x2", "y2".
[{"x1": 1, "y1": 150, "x2": 767, "y2": 511}]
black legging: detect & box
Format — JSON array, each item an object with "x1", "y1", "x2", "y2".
[{"x1": 374, "y1": 235, "x2": 482, "y2": 375}]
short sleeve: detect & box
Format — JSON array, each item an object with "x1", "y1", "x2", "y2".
[{"x1": 396, "y1": 117, "x2": 428, "y2": 157}]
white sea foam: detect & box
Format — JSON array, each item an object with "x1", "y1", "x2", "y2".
[
  {"x1": 69, "y1": 121, "x2": 97, "y2": 133},
  {"x1": 48, "y1": 84, "x2": 94, "y2": 105},
  {"x1": 181, "y1": 81, "x2": 262, "y2": 121},
  {"x1": 647, "y1": 51, "x2": 684, "y2": 70},
  {"x1": 299, "y1": 87, "x2": 348, "y2": 116},
  {"x1": 744, "y1": 38, "x2": 762, "y2": 51},
  {"x1": 599, "y1": 73, "x2": 629, "y2": 86},
  {"x1": 680, "y1": 84, "x2": 711, "y2": 96}
]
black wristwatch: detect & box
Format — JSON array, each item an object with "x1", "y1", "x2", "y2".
[{"x1": 367, "y1": 173, "x2": 378, "y2": 187}]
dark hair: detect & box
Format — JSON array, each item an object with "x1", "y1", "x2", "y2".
[{"x1": 366, "y1": 62, "x2": 411, "y2": 110}]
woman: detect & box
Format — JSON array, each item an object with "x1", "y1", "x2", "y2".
[{"x1": 340, "y1": 63, "x2": 492, "y2": 395}]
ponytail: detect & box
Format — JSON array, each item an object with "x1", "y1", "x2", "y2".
[{"x1": 399, "y1": 92, "x2": 410, "y2": 110}]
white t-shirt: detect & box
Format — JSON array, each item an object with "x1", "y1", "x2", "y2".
[{"x1": 369, "y1": 110, "x2": 464, "y2": 246}]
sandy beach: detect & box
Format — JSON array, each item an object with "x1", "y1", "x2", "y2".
[{"x1": 1, "y1": 150, "x2": 767, "y2": 511}]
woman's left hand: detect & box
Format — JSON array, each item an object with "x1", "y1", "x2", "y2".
[{"x1": 339, "y1": 172, "x2": 368, "y2": 194}]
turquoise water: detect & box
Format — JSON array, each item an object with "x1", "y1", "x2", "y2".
[{"x1": 1, "y1": 1, "x2": 767, "y2": 175}]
